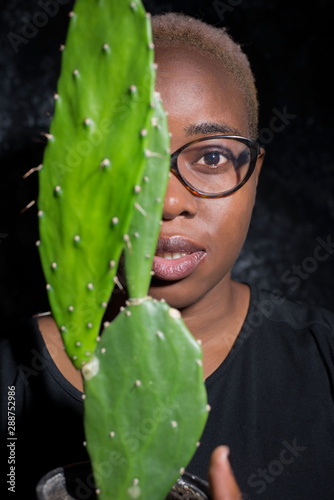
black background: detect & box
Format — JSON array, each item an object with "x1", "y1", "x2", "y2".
[{"x1": 0, "y1": 0, "x2": 333, "y2": 320}]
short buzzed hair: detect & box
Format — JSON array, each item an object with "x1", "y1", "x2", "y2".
[{"x1": 152, "y1": 13, "x2": 259, "y2": 139}]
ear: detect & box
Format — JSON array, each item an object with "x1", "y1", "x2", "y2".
[{"x1": 255, "y1": 147, "x2": 265, "y2": 187}]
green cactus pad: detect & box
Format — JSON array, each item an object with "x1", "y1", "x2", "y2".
[
  {"x1": 38, "y1": 0, "x2": 156, "y2": 367},
  {"x1": 124, "y1": 93, "x2": 170, "y2": 298},
  {"x1": 83, "y1": 299, "x2": 208, "y2": 500}
]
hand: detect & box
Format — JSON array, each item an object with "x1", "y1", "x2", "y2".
[{"x1": 208, "y1": 446, "x2": 242, "y2": 500}]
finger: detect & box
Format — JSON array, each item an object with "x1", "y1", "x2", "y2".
[{"x1": 208, "y1": 446, "x2": 242, "y2": 500}]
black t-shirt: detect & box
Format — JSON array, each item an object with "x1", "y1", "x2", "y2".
[{"x1": 1, "y1": 283, "x2": 334, "y2": 499}]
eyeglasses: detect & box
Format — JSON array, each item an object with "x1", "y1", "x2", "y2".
[{"x1": 170, "y1": 135, "x2": 261, "y2": 198}]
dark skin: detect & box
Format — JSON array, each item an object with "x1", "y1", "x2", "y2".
[
  {"x1": 151, "y1": 44, "x2": 264, "y2": 379},
  {"x1": 39, "y1": 42, "x2": 264, "y2": 499}
]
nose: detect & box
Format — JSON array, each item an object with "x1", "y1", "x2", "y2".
[{"x1": 163, "y1": 171, "x2": 198, "y2": 220}]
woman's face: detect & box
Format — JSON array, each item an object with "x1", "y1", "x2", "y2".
[{"x1": 149, "y1": 44, "x2": 263, "y2": 312}]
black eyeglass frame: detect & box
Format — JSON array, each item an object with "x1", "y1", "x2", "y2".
[{"x1": 170, "y1": 135, "x2": 261, "y2": 198}]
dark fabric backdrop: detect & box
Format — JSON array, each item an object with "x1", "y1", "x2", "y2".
[{"x1": 0, "y1": 0, "x2": 333, "y2": 320}]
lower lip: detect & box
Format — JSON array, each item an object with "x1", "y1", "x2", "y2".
[{"x1": 152, "y1": 251, "x2": 206, "y2": 281}]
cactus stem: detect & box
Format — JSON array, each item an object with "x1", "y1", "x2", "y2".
[
  {"x1": 134, "y1": 202, "x2": 147, "y2": 217},
  {"x1": 22, "y1": 163, "x2": 43, "y2": 179},
  {"x1": 126, "y1": 297, "x2": 150, "y2": 306},
  {"x1": 20, "y1": 200, "x2": 36, "y2": 214}
]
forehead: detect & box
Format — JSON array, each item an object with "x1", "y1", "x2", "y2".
[{"x1": 155, "y1": 43, "x2": 250, "y2": 140}]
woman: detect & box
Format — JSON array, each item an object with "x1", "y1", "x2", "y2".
[{"x1": 2, "y1": 12, "x2": 334, "y2": 500}]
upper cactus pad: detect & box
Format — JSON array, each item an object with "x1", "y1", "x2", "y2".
[{"x1": 38, "y1": 0, "x2": 156, "y2": 367}]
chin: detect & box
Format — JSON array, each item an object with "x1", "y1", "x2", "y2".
[{"x1": 149, "y1": 280, "x2": 190, "y2": 310}]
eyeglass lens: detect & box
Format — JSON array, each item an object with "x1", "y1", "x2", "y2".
[{"x1": 177, "y1": 138, "x2": 251, "y2": 195}]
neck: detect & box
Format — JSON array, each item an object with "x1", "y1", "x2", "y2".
[{"x1": 181, "y1": 278, "x2": 250, "y2": 378}]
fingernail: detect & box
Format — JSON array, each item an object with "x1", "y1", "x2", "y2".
[{"x1": 220, "y1": 446, "x2": 230, "y2": 460}]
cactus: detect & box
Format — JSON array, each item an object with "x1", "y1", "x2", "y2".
[
  {"x1": 38, "y1": 1, "x2": 208, "y2": 499},
  {"x1": 38, "y1": 0, "x2": 156, "y2": 368}
]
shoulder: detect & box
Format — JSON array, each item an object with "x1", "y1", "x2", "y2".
[
  {"x1": 0, "y1": 316, "x2": 40, "y2": 373},
  {"x1": 243, "y1": 282, "x2": 334, "y2": 363},
  {"x1": 245, "y1": 282, "x2": 334, "y2": 334}
]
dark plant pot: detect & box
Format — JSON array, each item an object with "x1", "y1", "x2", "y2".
[{"x1": 36, "y1": 462, "x2": 212, "y2": 500}]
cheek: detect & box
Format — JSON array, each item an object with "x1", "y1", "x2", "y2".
[{"x1": 203, "y1": 183, "x2": 256, "y2": 261}]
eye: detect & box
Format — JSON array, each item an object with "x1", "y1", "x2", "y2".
[
  {"x1": 198, "y1": 150, "x2": 229, "y2": 167},
  {"x1": 194, "y1": 147, "x2": 233, "y2": 170}
]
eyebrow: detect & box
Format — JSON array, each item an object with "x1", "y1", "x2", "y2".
[{"x1": 185, "y1": 122, "x2": 243, "y2": 137}]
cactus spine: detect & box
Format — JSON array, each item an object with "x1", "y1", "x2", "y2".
[{"x1": 38, "y1": 1, "x2": 208, "y2": 499}]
